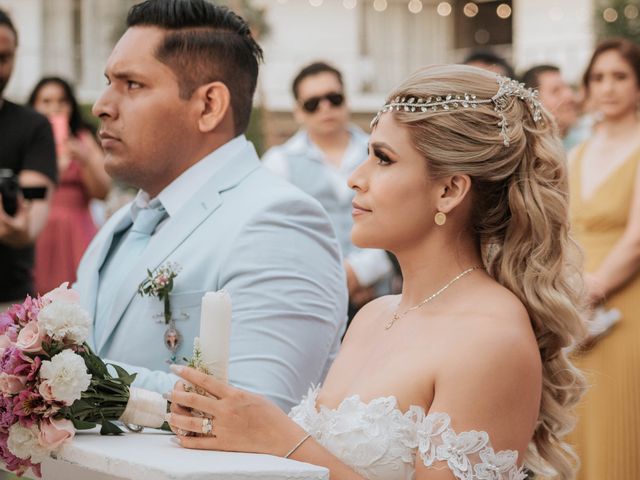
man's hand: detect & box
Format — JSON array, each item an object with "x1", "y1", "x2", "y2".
[{"x1": 0, "y1": 193, "x2": 32, "y2": 248}]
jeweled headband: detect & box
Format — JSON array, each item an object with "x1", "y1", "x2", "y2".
[{"x1": 371, "y1": 76, "x2": 543, "y2": 147}]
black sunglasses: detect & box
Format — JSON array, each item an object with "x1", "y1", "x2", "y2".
[{"x1": 300, "y1": 92, "x2": 345, "y2": 113}]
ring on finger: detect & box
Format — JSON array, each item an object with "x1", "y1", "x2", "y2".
[{"x1": 201, "y1": 417, "x2": 213, "y2": 435}]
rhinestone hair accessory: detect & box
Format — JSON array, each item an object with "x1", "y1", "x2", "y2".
[{"x1": 371, "y1": 75, "x2": 543, "y2": 147}]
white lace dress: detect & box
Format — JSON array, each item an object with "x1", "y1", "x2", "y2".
[{"x1": 289, "y1": 387, "x2": 527, "y2": 480}]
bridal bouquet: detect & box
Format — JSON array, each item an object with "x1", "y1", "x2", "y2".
[{"x1": 0, "y1": 284, "x2": 165, "y2": 477}]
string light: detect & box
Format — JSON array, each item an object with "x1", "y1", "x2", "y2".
[
  {"x1": 373, "y1": 0, "x2": 387, "y2": 12},
  {"x1": 463, "y1": 2, "x2": 479, "y2": 18},
  {"x1": 624, "y1": 4, "x2": 639, "y2": 19},
  {"x1": 603, "y1": 7, "x2": 618, "y2": 22},
  {"x1": 343, "y1": 0, "x2": 357, "y2": 9},
  {"x1": 309, "y1": 0, "x2": 323, "y2": 6},
  {"x1": 436, "y1": 2, "x2": 452, "y2": 16},
  {"x1": 408, "y1": 0, "x2": 423, "y2": 14},
  {"x1": 496, "y1": 3, "x2": 511, "y2": 19}
]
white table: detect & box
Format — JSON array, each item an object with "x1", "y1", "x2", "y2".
[{"x1": 6, "y1": 429, "x2": 328, "y2": 480}]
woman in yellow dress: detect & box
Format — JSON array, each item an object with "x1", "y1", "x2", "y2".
[{"x1": 570, "y1": 38, "x2": 640, "y2": 480}]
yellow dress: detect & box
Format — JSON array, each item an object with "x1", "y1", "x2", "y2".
[{"x1": 569, "y1": 144, "x2": 640, "y2": 480}]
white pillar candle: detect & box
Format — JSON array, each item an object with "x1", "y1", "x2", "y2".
[{"x1": 199, "y1": 290, "x2": 232, "y2": 383}]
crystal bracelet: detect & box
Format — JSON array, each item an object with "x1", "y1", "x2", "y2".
[{"x1": 284, "y1": 432, "x2": 312, "y2": 459}]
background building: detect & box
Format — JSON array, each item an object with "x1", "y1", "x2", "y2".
[{"x1": 0, "y1": 0, "x2": 609, "y2": 147}]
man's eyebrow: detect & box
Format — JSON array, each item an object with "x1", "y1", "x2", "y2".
[{"x1": 104, "y1": 69, "x2": 145, "y2": 81}]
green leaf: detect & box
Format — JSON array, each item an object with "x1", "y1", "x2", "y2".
[
  {"x1": 100, "y1": 420, "x2": 124, "y2": 435},
  {"x1": 72, "y1": 419, "x2": 97, "y2": 430}
]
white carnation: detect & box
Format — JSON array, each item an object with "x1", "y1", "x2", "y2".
[
  {"x1": 37, "y1": 301, "x2": 91, "y2": 344},
  {"x1": 39, "y1": 350, "x2": 91, "y2": 405},
  {"x1": 7, "y1": 424, "x2": 50, "y2": 463}
]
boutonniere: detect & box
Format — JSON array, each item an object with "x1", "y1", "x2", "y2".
[{"x1": 137, "y1": 262, "x2": 183, "y2": 362}]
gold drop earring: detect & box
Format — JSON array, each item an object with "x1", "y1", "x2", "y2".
[{"x1": 434, "y1": 212, "x2": 446, "y2": 226}]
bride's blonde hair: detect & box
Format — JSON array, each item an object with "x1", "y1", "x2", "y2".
[{"x1": 384, "y1": 64, "x2": 586, "y2": 479}]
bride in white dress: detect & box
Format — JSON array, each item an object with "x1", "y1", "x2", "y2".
[{"x1": 165, "y1": 64, "x2": 586, "y2": 480}]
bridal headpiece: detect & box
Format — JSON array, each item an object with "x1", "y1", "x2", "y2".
[{"x1": 372, "y1": 76, "x2": 543, "y2": 147}]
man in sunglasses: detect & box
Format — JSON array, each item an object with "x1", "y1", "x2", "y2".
[{"x1": 263, "y1": 62, "x2": 393, "y2": 317}]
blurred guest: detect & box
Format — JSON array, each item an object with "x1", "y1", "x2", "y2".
[
  {"x1": 28, "y1": 77, "x2": 111, "y2": 294},
  {"x1": 463, "y1": 49, "x2": 515, "y2": 79},
  {"x1": 0, "y1": 9, "x2": 56, "y2": 309},
  {"x1": 262, "y1": 62, "x2": 393, "y2": 315},
  {"x1": 521, "y1": 64, "x2": 585, "y2": 149},
  {"x1": 569, "y1": 38, "x2": 640, "y2": 480}
]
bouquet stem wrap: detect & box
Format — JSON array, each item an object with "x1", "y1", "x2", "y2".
[{"x1": 118, "y1": 387, "x2": 166, "y2": 429}]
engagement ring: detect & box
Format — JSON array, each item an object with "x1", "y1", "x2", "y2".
[{"x1": 201, "y1": 417, "x2": 213, "y2": 435}]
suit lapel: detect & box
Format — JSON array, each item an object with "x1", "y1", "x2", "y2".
[{"x1": 96, "y1": 143, "x2": 261, "y2": 352}]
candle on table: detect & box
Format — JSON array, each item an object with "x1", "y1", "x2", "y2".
[{"x1": 198, "y1": 290, "x2": 232, "y2": 383}]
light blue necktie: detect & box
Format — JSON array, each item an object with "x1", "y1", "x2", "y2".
[{"x1": 94, "y1": 202, "x2": 167, "y2": 347}]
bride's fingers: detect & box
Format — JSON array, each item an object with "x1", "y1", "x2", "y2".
[
  {"x1": 171, "y1": 365, "x2": 232, "y2": 399},
  {"x1": 166, "y1": 413, "x2": 216, "y2": 435},
  {"x1": 175, "y1": 433, "x2": 223, "y2": 451},
  {"x1": 171, "y1": 389, "x2": 219, "y2": 415},
  {"x1": 170, "y1": 401, "x2": 192, "y2": 416}
]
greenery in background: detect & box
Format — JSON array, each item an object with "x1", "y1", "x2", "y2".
[{"x1": 595, "y1": 0, "x2": 640, "y2": 42}]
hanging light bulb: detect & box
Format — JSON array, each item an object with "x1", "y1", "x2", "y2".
[
  {"x1": 463, "y1": 2, "x2": 479, "y2": 18},
  {"x1": 343, "y1": 0, "x2": 357, "y2": 9},
  {"x1": 624, "y1": 4, "x2": 639, "y2": 19},
  {"x1": 373, "y1": 0, "x2": 388, "y2": 12},
  {"x1": 496, "y1": 3, "x2": 511, "y2": 19},
  {"x1": 603, "y1": 7, "x2": 618, "y2": 22},
  {"x1": 408, "y1": 0, "x2": 423, "y2": 14},
  {"x1": 436, "y1": 2, "x2": 452, "y2": 16},
  {"x1": 309, "y1": 0, "x2": 323, "y2": 7}
]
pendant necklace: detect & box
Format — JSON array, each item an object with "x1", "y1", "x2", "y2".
[{"x1": 385, "y1": 266, "x2": 483, "y2": 330}]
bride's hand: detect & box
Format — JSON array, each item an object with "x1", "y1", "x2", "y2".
[{"x1": 165, "y1": 366, "x2": 306, "y2": 456}]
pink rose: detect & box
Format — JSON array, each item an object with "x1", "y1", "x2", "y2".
[
  {"x1": 38, "y1": 381, "x2": 55, "y2": 402},
  {"x1": 42, "y1": 283, "x2": 80, "y2": 304},
  {"x1": 0, "y1": 334, "x2": 13, "y2": 356},
  {"x1": 15, "y1": 322, "x2": 44, "y2": 353},
  {"x1": 38, "y1": 418, "x2": 75, "y2": 450},
  {"x1": 0, "y1": 373, "x2": 27, "y2": 394}
]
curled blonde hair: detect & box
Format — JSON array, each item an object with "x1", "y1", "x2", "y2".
[{"x1": 384, "y1": 65, "x2": 586, "y2": 479}]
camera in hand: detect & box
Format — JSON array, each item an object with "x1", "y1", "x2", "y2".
[{"x1": 0, "y1": 169, "x2": 48, "y2": 216}]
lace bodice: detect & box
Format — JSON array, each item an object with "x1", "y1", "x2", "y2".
[{"x1": 289, "y1": 387, "x2": 527, "y2": 480}]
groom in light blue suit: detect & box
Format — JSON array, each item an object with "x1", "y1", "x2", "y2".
[{"x1": 74, "y1": 0, "x2": 347, "y2": 412}]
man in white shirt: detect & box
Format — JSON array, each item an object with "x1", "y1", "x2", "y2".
[
  {"x1": 263, "y1": 62, "x2": 393, "y2": 315},
  {"x1": 75, "y1": 0, "x2": 347, "y2": 412}
]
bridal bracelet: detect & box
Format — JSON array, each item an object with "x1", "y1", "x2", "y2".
[{"x1": 284, "y1": 432, "x2": 312, "y2": 459}]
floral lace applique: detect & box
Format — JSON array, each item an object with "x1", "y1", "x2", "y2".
[
  {"x1": 417, "y1": 412, "x2": 527, "y2": 480},
  {"x1": 289, "y1": 387, "x2": 527, "y2": 480}
]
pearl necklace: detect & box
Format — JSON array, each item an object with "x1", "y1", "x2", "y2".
[{"x1": 385, "y1": 266, "x2": 483, "y2": 330}]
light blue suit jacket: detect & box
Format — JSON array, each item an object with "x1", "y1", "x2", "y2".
[{"x1": 75, "y1": 143, "x2": 347, "y2": 411}]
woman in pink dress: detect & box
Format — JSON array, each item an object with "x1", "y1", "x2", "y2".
[{"x1": 28, "y1": 77, "x2": 111, "y2": 293}]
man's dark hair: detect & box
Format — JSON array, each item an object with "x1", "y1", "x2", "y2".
[
  {"x1": 0, "y1": 8, "x2": 18, "y2": 45},
  {"x1": 463, "y1": 49, "x2": 515, "y2": 79},
  {"x1": 521, "y1": 65, "x2": 560, "y2": 90},
  {"x1": 292, "y1": 62, "x2": 343, "y2": 100},
  {"x1": 127, "y1": 0, "x2": 263, "y2": 135}
]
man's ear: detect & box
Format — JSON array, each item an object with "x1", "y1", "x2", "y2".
[
  {"x1": 435, "y1": 174, "x2": 472, "y2": 214},
  {"x1": 195, "y1": 81, "x2": 231, "y2": 133}
]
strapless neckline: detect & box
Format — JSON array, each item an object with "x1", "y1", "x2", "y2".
[{"x1": 290, "y1": 386, "x2": 526, "y2": 480}]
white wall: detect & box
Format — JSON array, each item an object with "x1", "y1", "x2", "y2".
[
  {"x1": 513, "y1": 0, "x2": 595, "y2": 83},
  {"x1": 0, "y1": 0, "x2": 45, "y2": 101}
]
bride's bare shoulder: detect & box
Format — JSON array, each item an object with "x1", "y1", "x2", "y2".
[{"x1": 341, "y1": 295, "x2": 398, "y2": 343}]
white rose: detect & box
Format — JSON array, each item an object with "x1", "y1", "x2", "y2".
[
  {"x1": 39, "y1": 350, "x2": 91, "y2": 405},
  {"x1": 37, "y1": 301, "x2": 91, "y2": 344},
  {"x1": 7, "y1": 423, "x2": 50, "y2": 463}
]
